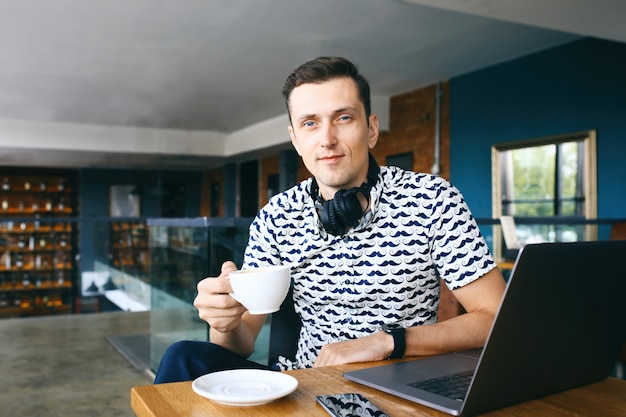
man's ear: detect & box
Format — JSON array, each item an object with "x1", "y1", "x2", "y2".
[
  {"x1": 288, "y1": 125, "x2": 302, "y2": 156},
  {"x1": 368, "y1": 115, "x2": 379, "y2": 149}
]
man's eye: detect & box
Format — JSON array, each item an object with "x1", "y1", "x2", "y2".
[
  {"x1": 339, "y1": 115, "x2": 352, "y2": 121},
  {"x1": 303, "y1": 121, "x2": 315, "y2": 128}
]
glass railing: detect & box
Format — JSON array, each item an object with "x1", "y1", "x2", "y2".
[
  {"x1": 81, "y1": 217, "x2": 151, "y2": 312},
  {"x1": 4, "y1": 214, "x2": 623, "y2": 374},
  {"x1": 475, "y1": 217, "x2": 623, "y2": 262},
  {"x1": 147, "y1": 217, "x2": 261, "y2": 372}
]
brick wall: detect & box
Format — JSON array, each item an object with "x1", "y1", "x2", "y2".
[{"x1": 374, "y1": 82, "x2": 450, "y2": 179}]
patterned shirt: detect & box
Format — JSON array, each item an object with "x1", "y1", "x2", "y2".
[{"x1": 243, "y1": 165, "x2": 496, "y2": 369}]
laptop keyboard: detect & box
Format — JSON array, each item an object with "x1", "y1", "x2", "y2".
[{"x1": 408, "y1": 370, "x2": 474, "y2": 400}]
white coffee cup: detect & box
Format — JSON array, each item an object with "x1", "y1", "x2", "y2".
[{"x1": 228, "y1": 265, "x2": 291, "y2": 314}]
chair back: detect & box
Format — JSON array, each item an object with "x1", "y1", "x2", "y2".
[
  {"x1": 268, "y1": 285, "x2": 301, "y2": 366},
  {"x1": 609, "y1": 222, "x2": 626, "y2": 366},
  {"x1": 609, "y1": 222, "x2": 626, "y2": 240}
]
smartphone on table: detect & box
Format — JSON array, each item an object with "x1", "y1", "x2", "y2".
[{"x1": 316, "y1": 393, "x2": 389, "y2": 417}]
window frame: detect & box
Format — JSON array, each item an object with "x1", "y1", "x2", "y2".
[{"x1": 491, "y1": 130, "x2": 597, "y2": 258}]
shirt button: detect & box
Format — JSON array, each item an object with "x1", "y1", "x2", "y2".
[{"x1": 343, "y1": 236, "x2": 350, "y2": 244}]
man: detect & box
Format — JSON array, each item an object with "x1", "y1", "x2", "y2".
[{"x1": 154, "y1": 57, "x2": 505, "y2": 383}]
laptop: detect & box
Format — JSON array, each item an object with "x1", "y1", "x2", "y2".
[{"x1": 344, "y1": 240, "x2": 626, "y2": 416}]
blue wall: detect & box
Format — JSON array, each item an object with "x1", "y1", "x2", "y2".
[
  {"x1": 78, "y1": 168, "x2": 202, "y2": 219},
  {"x1": 449, "y1": 38, "x2": 626, "y2": 227}
]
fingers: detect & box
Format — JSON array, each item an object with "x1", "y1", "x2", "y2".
[
  {"x1": 196, "y1": 275, "x2": 232, "y2": 298},
  {"x1": 199, "y1": 307, "x2": 246, "y2": 333},
  {"x1": 194, "y1": 276, "x2": 237, "y2": 312},
  {"x1": 221, "y1": 260, "x2": 238, "y2": 277},
  {"x1": 194, "y1": 288, "x2": 246, "y2": 332},
  {"x1": 197, "y1": 260, "x2": 238, "y2": 297},
  {"x1": 194, "y1": 260, "x2": 245, "y2": 331}
]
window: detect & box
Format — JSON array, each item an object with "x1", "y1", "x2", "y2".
[{"x1": 492, "y1": 131, "x2": 597, "y2": 256}]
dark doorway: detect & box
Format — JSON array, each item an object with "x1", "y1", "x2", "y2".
[{"x1": 239, "y1": 160, "x2": 259, "y2": 217}]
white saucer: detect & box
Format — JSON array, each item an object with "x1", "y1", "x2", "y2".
[{"x1": 191, "y1": 369, "x2": 298, "y2": 406}]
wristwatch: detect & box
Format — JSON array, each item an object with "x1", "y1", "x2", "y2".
[{"x1": 381, "y1": 323, "x2": 406, "y2": 359}]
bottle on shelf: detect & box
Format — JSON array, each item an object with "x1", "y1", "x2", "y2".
[
  {"x1": 56, "y1": 271, "x2": 64, "y2": 286},
  {"x1": 41, "y1": 255, "x2": 50, "y2": 269},
  {"x1": 4, "y1": 252, "x2": 11, "y2": 270},
  {"x1": 2, "y1": 177, "x2": 9, "y2": 191},
  {"x1": 34, "y1": 294, "x2": 43, "y2": 306},
  {"x1": 22, "y1": 273, "x2": 31, "y2": 288},
  {"x1": 15, "y1": 254, "x2": 24, "y2": 269},
  {"x1": 20, "y1": 294, "x2": 31, "y2": 308}
]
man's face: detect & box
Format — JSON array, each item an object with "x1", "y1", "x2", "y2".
[{"x1": 287, "y1": 77, "x2": 379, "y2": 200}]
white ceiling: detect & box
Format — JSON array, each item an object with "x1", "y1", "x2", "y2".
[{"x1": 0, "y1": 0, "x2": 624, "y2": 170}]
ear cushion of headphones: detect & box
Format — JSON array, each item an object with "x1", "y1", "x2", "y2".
[
  {"x1": 321, "y1": 189, "x2": 362, "y2": 235},
  {"x1": 334, "y1": 189, "x2": 363, "y2": 227},
  {"x1": 319, "y1": 200, "x2": 341, "y2": 235},
  {"x1": 322, "y1": 201, "x2": 341, "y2": 236}
]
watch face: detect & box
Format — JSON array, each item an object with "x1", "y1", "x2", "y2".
[{"x1": 382, "y1": 323, "x2": 404, "y2": 332}]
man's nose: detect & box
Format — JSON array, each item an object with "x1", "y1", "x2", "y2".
[{"x1": 319, "y1": 123, "x2": 338, "y2": 147}]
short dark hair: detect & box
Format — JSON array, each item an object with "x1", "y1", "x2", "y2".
[{"x1": 282, "y1": 56, "x2": 371, "y2": 124}]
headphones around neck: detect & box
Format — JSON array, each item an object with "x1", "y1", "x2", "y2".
[{"x1": 310, "y1": 153, "x2": 380, "y2": 236}]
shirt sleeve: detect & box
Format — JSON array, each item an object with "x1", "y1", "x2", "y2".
[{"x1": 427, "y1": 178, "x2": 496, "y2": 290}]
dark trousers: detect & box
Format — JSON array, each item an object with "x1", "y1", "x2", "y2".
[{"x1": 153, "y1": 340, "x2": 272, "y2": 384}]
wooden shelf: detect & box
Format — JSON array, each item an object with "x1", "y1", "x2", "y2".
[
  {"x1": 0, "y1": 170, "x2": 76, "y2": 318},
  {"x1": 0, "y1": 304, "x2": 71, "y2": 318},
  {"x1": 0, "y1": 281, "x2": 72, "y2": 293},
  {"x1": 110, "y1": 221, "x2": 149, "y2": 276}
]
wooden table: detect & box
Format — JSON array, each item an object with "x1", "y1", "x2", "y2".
[
  {"x1": 131, "y1": 361, "x2": 626, "y2": 417},
  {"x1": 496, "y1": 259, "x2": 515, "y2": 271}
]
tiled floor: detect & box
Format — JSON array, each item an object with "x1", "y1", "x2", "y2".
[{"x1": 0, "y1": 311, "x2": 153, "y2": 417}]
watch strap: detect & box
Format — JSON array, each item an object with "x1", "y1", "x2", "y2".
[{"x1": 382, "y1": 324, "x2": 406, "y2": 359}]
